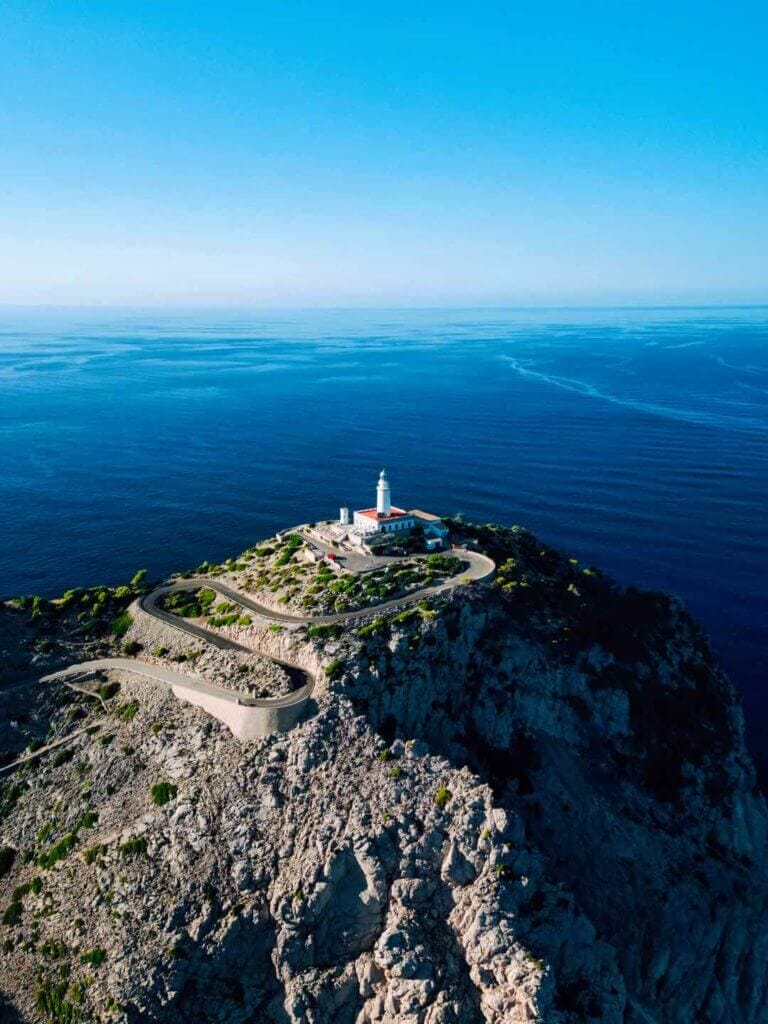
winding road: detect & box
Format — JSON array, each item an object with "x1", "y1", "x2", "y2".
[{"x1": 40, "y1": 547, "x2": 495, "y2": 741}]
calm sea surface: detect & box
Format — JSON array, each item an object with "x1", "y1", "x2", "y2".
[{"x1": 1, "y1": 308, "x2": 767, "y2": 756}]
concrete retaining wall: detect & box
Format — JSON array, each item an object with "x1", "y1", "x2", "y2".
[{"x1": 170, "y1": 682, "x2": 311, "y2": 741}]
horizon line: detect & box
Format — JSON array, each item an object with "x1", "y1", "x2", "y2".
[{"x1": 1, "y1": 302, "x2": 768, "y2": 314}]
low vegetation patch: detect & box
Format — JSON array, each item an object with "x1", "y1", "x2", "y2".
[
  {"x1": 111, "y1": 611, "x2": 133, "y2": 638},
  {"x1": 215, "y1": 531, "x2": 464, "y2": 615},
  {"x1": 325, "y1": 659, "x2": 344, "y2": 681},
  {"x1": 150, "y1": 782, "x2": 178, "y2": 807},
  {"x1": 120, "y1": 837, "x2": 148, "y2": 859},
  {"x1": 37, "y1": 831, "x2": 78, "y2": 870},
  {"x1": 115, "y1": 698, "x2": 139, "y2": 722},
  {"x1": 434, "y1": 786, "x2": 453, "y2": 809},
  {"x1": 80, "y1": 946, "x2": 106, "y2": 967},
  {"x1": 34, "y1": 981, "x2": 83, "y2": 1024},
  {"x1": 159, "y1": 587, "x2": 216, "y2": 619}
]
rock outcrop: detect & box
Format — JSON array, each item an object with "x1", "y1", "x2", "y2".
[{"x1": 0, "y1": 521, "x2": 766, "y2": 1023}]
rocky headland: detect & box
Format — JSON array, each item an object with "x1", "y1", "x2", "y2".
[{"x1": 0, "y1": 521, "x2": 766, "y2": 1023}]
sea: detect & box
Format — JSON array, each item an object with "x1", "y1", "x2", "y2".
[{"x1": 1, "y1": 307, "x2": 767, "y2": 761}]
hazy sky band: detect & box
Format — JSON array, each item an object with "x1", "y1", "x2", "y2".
[{"x1": 1, "y1": 1, "x2": 766, "y2": 305}]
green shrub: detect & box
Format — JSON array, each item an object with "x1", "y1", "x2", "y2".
[
  {"x1": 434, "y1": 786, "x2": 453, "y2": 809},
  {"x1": 268, "y1": 624, "x2": 283, "y2": 633},
  {"x1": 130, "y1": 569, "x2": 148, "y2": 587},
  {"x1": 2, "y1": 901, "x2": 22, "y2": 926},
  {"x1": 115, "y1": 699, "x2": 139, "y2": 722},
  {"x1": 307, "y1": 623, "x2": 341, "y2": 641},
  {"x1": 357, "y1": 616, "x2": 390, "y2": 639},
  {"x1": 77, "y1": 810, "x2": 98, "y2": 829},
  {"x1": 34, "y1": 981, "x2": 79, "y2": 1023},
  {"x1": 80, "y1": 946, "x2": 106, "y2": 967},
  {"x1": 325, "y1": 659, "x2": 344, "y2": 681},
  {"x1": 41, "y1": 937, "x2": 68, "y2": 960},
  {"x1": 84, "y1": 844, "x2": 107, "y2": 866},
  {"x1": 120, "y1": 837, "x2": 147, "y2": 859},
  {"x1": 52, "y1": 748, "x2": 74, "y2": 768},
  {"x1": 36, "y1": 823, "x2": 54, "y2": 844},
  {"x1": 111, "y1": 611, "x2": 133, "y2": 638},
  {"x1": 150, "y1": 782, "x2": 178, "y2": 807},
  {"x1": 12, "y1": 881, "x2": 33, "y2": 901},
  {"x1": 237, "y1": 616, "x2": 251, "y2": 627},
  {"x1": 152, "y1": 646, "x2": 169, "y2": 657},
  {"x1": 122, "y1": 640, "x2": 142, "y2": 656},
  {"x1": 392, "y1": 609, "x2": 418, "y2": 626},
  {"x1": 424, "y1": 554, "x2": 461, "y2": 575},
  {"x1": 37, "y1": 832, "x2": 78, "y2": 869},
  {"x1": 390, "y1": 766, "x2": 405, "y2": 779},
  {"x1": 209, "y1": 613, "x2": 240, "y2": 628}
]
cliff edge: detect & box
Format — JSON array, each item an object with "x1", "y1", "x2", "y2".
[{"x1": 0, "y1": 522, "x2": 766, "y2": 1023}]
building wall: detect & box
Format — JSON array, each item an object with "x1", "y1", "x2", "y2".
[
  {"x1": 353, "y1": 511, "x2": 379, "y2": 535},
  {"x1": 382, "y1": 516, "x2": 415, "y2": 534}
]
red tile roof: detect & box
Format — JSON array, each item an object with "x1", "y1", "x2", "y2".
[{"x1": 356, "y1": 506, "x2": 410, "y2": 522}]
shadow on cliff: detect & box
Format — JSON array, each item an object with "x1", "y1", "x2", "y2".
[
  {"x1": 123, "y1": 906, "x2": 281, "y2": 1024},
  {"x1": 0, "y1": 993, "x2": 25, "y2": 1024}
]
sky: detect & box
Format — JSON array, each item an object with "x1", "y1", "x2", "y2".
[{"x1": 0, "y1": 1, "x2": 766, "y2": 307}]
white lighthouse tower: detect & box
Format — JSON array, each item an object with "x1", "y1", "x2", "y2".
[{"x1": 376, "y1": 468, "x2": 392, "y2": 517}]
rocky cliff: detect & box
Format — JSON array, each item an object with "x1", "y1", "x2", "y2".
[{"x1": 0, "y1": 522, "x2": 766, "y2": 1023}]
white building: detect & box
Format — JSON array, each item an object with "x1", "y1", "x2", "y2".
[
  {"x1": 345, "y1": 469, "x2": 449, "y2": 550},
  {"x1": 410, "y1": 509, "x2": 450, "y2": 549},
  {"x1": 353, "y1": 470, "x2": 416, "y2": 537}
]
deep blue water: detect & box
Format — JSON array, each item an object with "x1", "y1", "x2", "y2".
[{"x1": 1, "y1": 307, "x2": 767, "y2": 756}]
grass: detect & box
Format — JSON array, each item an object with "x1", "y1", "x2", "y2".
[
  {"x1": 115, "y1": 699, "x2": 139, "y2": 722},
  {"x1": 52, "y1": 748, "x2": 75, "y2": 768},
  {"x1": 36, "y1": 823, "x2": 55, "y2": 844},
  {"x1": 357, "y1": 616, "x2": 390, "y2": 639},
  {"x1": 37, "y1": 832, "x2": 78, "y2": 870},
  {"x1": 150, "y1": 782, "x2": 178, "y2": 807},
  {"x1": 2, "y1": 900, "x2": 22, "y2": 926},
  {"x1": 111, "y1": 611, "x2": 133, "y2": 638},
  {"x1": 160, "y1": 587, "x2": 216, "y2": 619},
  {"x1": 434, "y1": 786, "x2": 453, "y2": 809},
  {"x1": 120, "y1": 837, "x2": 148, "y2": 859},
  {"x1": 34, "y1": 981, "x2": 81, "y2": 1024},
  {"x1": 307, "y1": 623, "x2": 341, "y2": 641},
  {"x1": 209, "y1": 613, "x2": 240, "y2": 627},
  {"x1": 325, "y1": 659, "x2": 344, "y2": 681},
  {"x1": 80, "y1": 946, "x2": 106, "y2": 967}
]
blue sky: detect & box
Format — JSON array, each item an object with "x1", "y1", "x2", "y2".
[{"x1": 1, "y1": 1, "x2": 766, "y2": 306}]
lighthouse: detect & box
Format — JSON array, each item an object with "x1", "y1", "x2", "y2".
[{"x1": 376, "y1": 468, "x2": 392, "y2": 516}]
